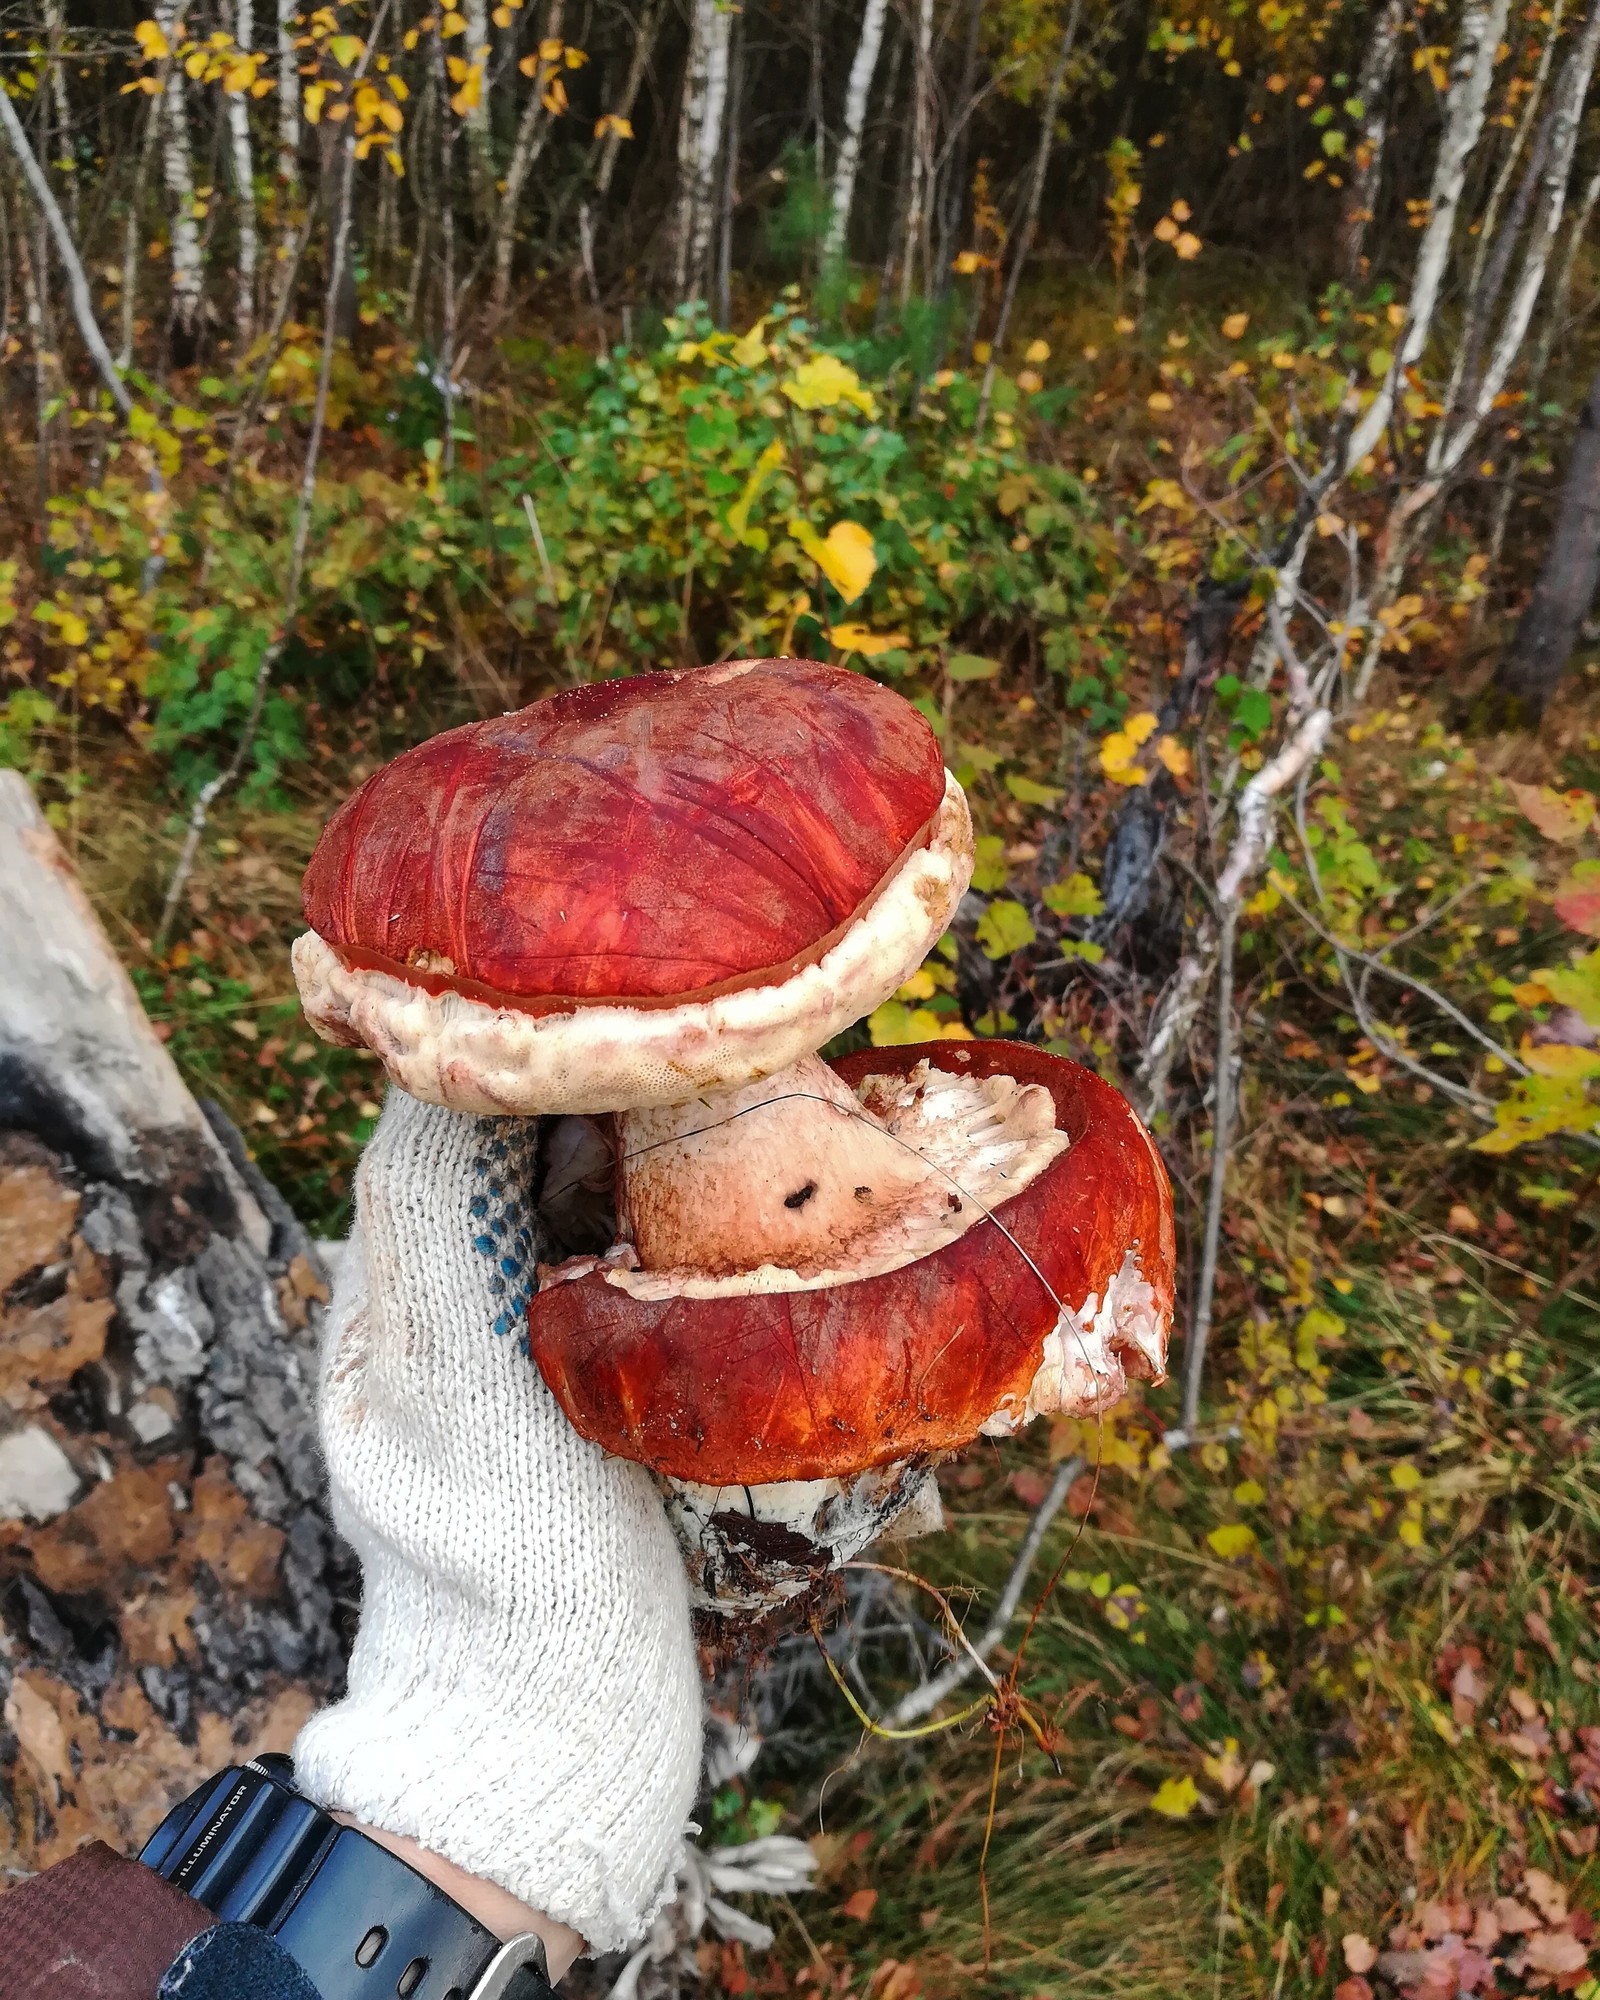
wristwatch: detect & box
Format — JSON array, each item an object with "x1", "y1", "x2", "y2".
[{"x1": 140, "y1": 1754, "x2": 556, "y2": 2000}]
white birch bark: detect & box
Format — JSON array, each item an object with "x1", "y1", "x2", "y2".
[
  {"x1": 276, "y1": 0, "x2": 301, "y2": 190},
  {"x1": 1337, "y1": 0, "x2": 1404, "y2": 281},
  {"x1": 1425, "y1": 5, "x2": 1600, "y2": 486},
  {"x1": 674, "y1": 0, "x2": 732, "y2": 299},
  {"x1": 823, "y1": 0, "x2": 891, "y2": 264},
  {"x1": 491, "y1": 0, "x2": 566, "y2": 319},
  {"x1": 42, "y1": 0, "x2": 76, "y2": 230},
  {"x1": 464, "y1": 0, "x2": 493, "y2": 215},
  {"x1": 1340, "y1": 0, "x2": 1512, "y2": 477},
  {"x1": 228, "y1": 0, "x2": 259, "y2": 344},
  {"x1": 154, "y1": 0, "x2": 204, "y2": 339},
  {"x1": 898, "y1": 0, "x2": 933, "y2": 307}
]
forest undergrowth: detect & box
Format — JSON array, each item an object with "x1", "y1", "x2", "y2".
[{"x1": 6, "y1": 269, "x2": 1600, "y2": 1999}]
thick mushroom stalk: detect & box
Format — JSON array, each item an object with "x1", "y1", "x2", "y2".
[{"x1": 615, "y1": 1053, "x2": 1069, "y2": 1289}]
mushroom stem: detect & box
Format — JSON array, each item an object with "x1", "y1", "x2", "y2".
[{"x1": 616, "y1": 1051, "x2": 1065, "y2": 1283}]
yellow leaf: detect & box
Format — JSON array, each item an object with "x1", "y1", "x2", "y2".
[
  {"x1": 304, "y1": 80, "x2": 327, "y2": 122},
  {"x1": 1147, "y1": 390, "x2": 1174, "y2": 412},
  {"x1": 449, "y1": 60, "x2": 482, "y2": 113},
  {"x1": 1125, "y1": 711, "x2": 1160, "y2": 747},
  {"x1": 1150, "y1": 1775, "x2": 1201, "y2": 1818},
  {"x1": 594, "y1": 111, "x2": 633, "y2": 140},
  {"x1": 1507, "y1": 780, "x2": 1596, "y2": 844},
  {"x1": 1153, "y1": 215, "x2": 1179, "y2": 242},
  {"x1": 952, "y1": 249, "x2": 983, "y2": 275},
  {"x1": 57, "y1": 612, "x2": 89, "y2": 648},
  {"x1": 831, "y1": 623, "x2": 909, "y2": 657},
  {"x1": 1316, "y1": 512, "x2": 1346, "y2": 536},
  {"x1": 1390, "y1": 1462, "x2": 1422, "y2": 1491},
  {"x1": 1156, "y1": 736, "x2": 1191, "y2": 778},
  {"x1": 328, "y1": 33, "x2": 365, "y2": 66},
  {"x1": 726, "y1": 436, "x2": 785, "y2": 542},
  {"x1": 1522, "y1": 1039, "x2": 1600, "y2": 1080},
  {"x1": 1024, "y1": 338, "x2": 1050, "y2": 363},
  {"x1": 134, "y1": 18, "x2": 171, "y2": 59},
  {"x1": 541, "y1": 74, "x2": 568, "y2": 113},
  {"x1": 1221, "y1": 311, "x2": 1249, "y2": 338},
  {"x1": 1170, "y1": 197, "x2": 1192, "y2": 221},
  {"x1": 793, "y1": 520, "x2": 877, "y2": 604},
  {"x1": 1174, "y1": 232, "x2": 1202, "y2": 259},
  {"x1": 730, "y1": 316, "x2": 768, "y2": 367},
  {"x1": 441, "y1": 10, "x2": 466, "y2": 34},
  {"x1": 1206, "y1": 1523, "x2": 1258, "y2": 1559},
  {"x1": 781, "y1": 353, "x2": 877, "y2": 417}
]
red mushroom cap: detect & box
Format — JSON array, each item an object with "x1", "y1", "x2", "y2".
[
  {"x1": 303, "y1": 660, "x2": 945, "y2": 1006},
  {"x1": 292, "y1": 661, "x2": 973, "y2": 1114},
  {"x1": 526, "y1": 1041, "x2": 1175, "y2": 1484}
]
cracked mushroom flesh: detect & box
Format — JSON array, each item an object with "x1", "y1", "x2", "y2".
[{"x1": 294, "y1": 658, "x2": 1173, "y2": 1611}]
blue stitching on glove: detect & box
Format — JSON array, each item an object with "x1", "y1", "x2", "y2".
[{"x1": 470, "y1": 1118, "x2": 540, "y2": 1349}]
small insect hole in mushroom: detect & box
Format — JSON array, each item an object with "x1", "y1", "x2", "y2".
[{"x1": 784, "y1": 1182, "x2": 818, "y2": 1210}]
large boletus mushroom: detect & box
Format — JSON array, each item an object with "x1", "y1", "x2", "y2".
[{"x1": 293, "y1": 659, "x2": 1174, "y2": 1614}]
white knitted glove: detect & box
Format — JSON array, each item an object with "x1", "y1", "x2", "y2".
[{"x1": 293, "y1": 1089, "x2": 704, "y2": 1954}]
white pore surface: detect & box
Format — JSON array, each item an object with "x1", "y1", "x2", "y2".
[
  {"x1": 664, "y1": 1462, "x2": 939, "y2": 1611},
  {"x1": 979, "y1": 1248, "x2": 1166, "y2": 1436},
  {"x1": 595, "y1": 1058, "x2": 1069, "y2": 1300},
  {"x1": 292, "y1": 773, "x2": 973, "y2": 1116}
]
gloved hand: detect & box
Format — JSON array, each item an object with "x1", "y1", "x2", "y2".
[{"x1": 292, "y1": 1088, "x2": 704, "y2": 1958}]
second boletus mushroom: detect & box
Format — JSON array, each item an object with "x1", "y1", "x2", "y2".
[{"x1": 294, "y1": 658, "x2": 1174, "y2": 1614}]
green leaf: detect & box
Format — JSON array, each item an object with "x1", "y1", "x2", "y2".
[
  {"x1": 971, "y1": 834, "x2": 1009, "y2": 893},
  {"x1": 1006, "y1": 773, "x2": 1063, "y2": 807},
  {"x1": 975, "y1": 898, "x2": 1037, "y2": 959},
  {"x1": 1043, "y1": 872, "x2": 1104, "y2": 918},
  {"x1": 948, "y1": 652, "x2": 1001, "y2": 681}
]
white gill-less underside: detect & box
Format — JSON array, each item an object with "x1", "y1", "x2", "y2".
[
  {"x1": 575, "y1": 1058, "x2": 1069, "y2": 1299},
  {"x1": 979, "y1": 1248, "x2": 1166, "y2": 1435},
  {"x1": 664, "y1": 1461, "x2": 944, "y2": 1611},
  {"x1": 290, "y1": 773, "x2": 973, "y2": 1117}
]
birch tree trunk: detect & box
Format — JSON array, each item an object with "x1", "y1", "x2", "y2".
[
  {"x1": 153, "y1": 0, "x2": 204, "y2": 349},
  {"x1": 674, "y1": 0, "x2": 732, "y2": 301},
  {"x1": 0, "y1": 773, "x2": 348, "y2": 1880},
  {"x1": 42, "y1": 0, "x2": 77, "y2": 232},
  {"x1": 823, "y1": 0, "x2": 891, "y2": 264},
  {"x1": 1340, "y1": 0, "x2": 1512, "y2": 477},
  {"x1": 1494, "y1": 362, "x2": 1600, "y2": 716},
  {"x1": 276, "y1": 0, "x2": 301, "y2": 193},
  {"x1": 490, "y1": 0, "x2": 565, "y2": 321},
  {"x1": 228, "y1": 0, "x2": 259, "y2": 346},
  {"x1": 898, "y1": 0, "x2": 934, "y2": 307},
  {"x1": 593, "y1": 0, "x2": 664, "y2": 196},
  {"x1": 1337, "y1": 0, "x2": 1404, "y2": 283},
  {"x1": 463, "y1": 0, "x2": 494, "y2": 220}
]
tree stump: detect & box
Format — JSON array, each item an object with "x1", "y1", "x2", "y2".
[{"x1": 0, "y1": 772, "x2": 348, "y2": 1876}]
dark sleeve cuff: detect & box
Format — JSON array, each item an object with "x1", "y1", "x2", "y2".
[
  {"x1": 0, "y1": 1841, "x2": 211, "y2": 2000},
  {"x1": 158, "y1": 1922, "x2": 322, "y2": 2000}
]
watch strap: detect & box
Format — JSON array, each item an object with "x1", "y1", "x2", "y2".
[
  {"x1": 0, "y1": 1840, "x2": 212, "y2": 2000},
  {"x1": 139, "y1": 1760, "x2": 554, "y2": 2000}
]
